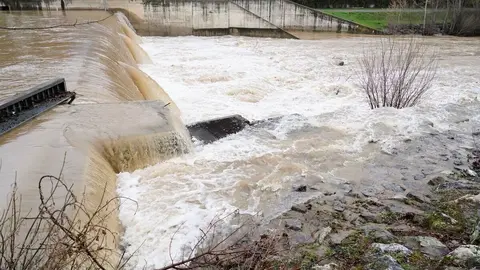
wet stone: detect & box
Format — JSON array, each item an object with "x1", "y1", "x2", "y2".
[
  {"x1": 329, "y1": 230, "x2": 355, "y2": 245},
  {"x1": 312, "y1": 263, "x2": 338, "y2": 270},
  {"x1": 447, "y1": 245, "x2": 480, "y2": 267},
  {"x1": 404, "y1": 236, "x2": 449, "y2": 259},
  {"x1": 428, "y1": 176, "x2": 446, "y2": 186},
  {"x1": 407, "y1": 192, "x2": 431, "y2": 204},
  {"x1": 382, "y1": 182, "x2": 406, "y2": 193},
  {"x1": 372, "y1": 243, "x2": 412, "y2": 255},
  {"x1": 291, "y1": 204, "x2": 308, "y2": 214},
  {"x1": 368, "y1": 255, "x2": 404, "y2": 270},
  {"x1": 414, "y1": 174, "x2": 425, "y2": 180},
  {"x1": 333, "y1": 201, "x2": 345, "y2": 212},
  {"x1": 437, "y1": 181, "x2": 480, "y2": 191},
  {"x1": 360, "y1": 211, "x2": 377, "y2": 222},
  {"x1": 289, "y1": 231, "x2": 315, "y2": 246},
  {"x1": 284, "y1": 219, "x2": 302, "y2": 231},
  {"x1": 361, "y1": 187, "x2": 378, "y2": 197},
  {"x1": 361, "y1": 224, "x2": 396, "y2": 242},
  {"x1": 314, "y1": 226, "x2": 332, "y2": 244},
  {"x1": 342, "y1": 210, "x2": 359, "y2": 222},
  {"x1": 293, "y1": 185, "x2": 307, "y2": 192},
  {"x1": 454, "y1": 160, "x2": 464, "y2": 166}
]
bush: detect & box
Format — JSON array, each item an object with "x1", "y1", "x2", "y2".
[{"x1": 357, "y1": 35, "x2": 438, "y2": 109}]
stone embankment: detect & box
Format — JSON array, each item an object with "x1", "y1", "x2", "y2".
[{"x1": 240, "y1": 132, "x2": 480, "y2": 269}]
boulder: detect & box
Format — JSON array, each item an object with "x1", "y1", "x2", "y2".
[
  {"x1": 403, "y1": 236, "x2": 449, "y2": 258},
  {"x1": 372, "y1": 243, "x2": 412, "y2": 255},
  {"x1": 447, "y1": 245, "x2": 480, "y2": 268},
  {"x1": 284, "y1": 219, "x2": 302, "y2": 231},
  {"x1": 361, "y1": 224, "x2": 396, "y2": 243},
  {"x1": 291, "y1": 204, "x2": 308, "y2": 214},
  {"x1": 367, "y1": 255, "x2": 404, "y2": 270}
]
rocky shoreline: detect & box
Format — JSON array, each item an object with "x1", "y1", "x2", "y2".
[{"x1": 232, "y1": 132, "x2": 480, "y2": 270}]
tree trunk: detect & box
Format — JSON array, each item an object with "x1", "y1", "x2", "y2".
[{"x1": 61, "y1": 0, "x2": 65, "y2": 11}]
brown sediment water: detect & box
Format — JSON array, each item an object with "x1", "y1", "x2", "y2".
[
  {"x1": 119, "y1": 33, "x2": 152, "y2": 64},
  {"x1": 120, "y1": 62, "x2": 180, "y2": 115},
  {"x1": 0, "y1": 10, "x2": 190, "y2": 268}
]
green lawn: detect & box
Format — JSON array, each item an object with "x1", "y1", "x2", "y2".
[{"x1": 320, "y1": 9, "x2": 448, "y2": 30}]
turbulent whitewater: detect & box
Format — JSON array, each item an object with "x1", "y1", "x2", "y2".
[{"x1": 116, "y1": 35, "x2": 480, "y2": 269}]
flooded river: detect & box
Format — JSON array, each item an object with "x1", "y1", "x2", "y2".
[
  {"x1": 117, "y1": 36, "x2": 480, "y2": 268},
  {"x1": 1, "y1": 10, "x2": 480, "y2": 270}
]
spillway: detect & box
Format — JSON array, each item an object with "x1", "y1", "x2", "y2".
[{"x1": 0, "y1": 10, "x2": 190, "y2": 269}]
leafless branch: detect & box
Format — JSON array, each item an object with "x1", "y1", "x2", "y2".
[{"x1": 356, "y1": 35, "x2": 438, "y2": 109}]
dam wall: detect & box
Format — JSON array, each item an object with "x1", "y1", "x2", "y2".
[
  {"x1": 47, "y1": 0, "x2": 376, "y2": 38},
  {"x1": 142, "y1": 0, "x2": 295, "y2": 38}
]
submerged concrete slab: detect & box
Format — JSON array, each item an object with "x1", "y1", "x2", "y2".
[{"x1": 0, "y1": 100, "x2": 189, "y2": 217}]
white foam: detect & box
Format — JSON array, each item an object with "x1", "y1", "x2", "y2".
[{"x1": 118, "y1": 35, "x2": 480, "y2": 269}]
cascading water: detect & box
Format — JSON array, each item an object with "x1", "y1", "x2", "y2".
[{"x1": 0, "y1": 10, "x2": 191, "y2": 269}]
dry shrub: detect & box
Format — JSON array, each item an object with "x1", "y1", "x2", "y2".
[
  {"x1": 0, "y1": 165, "x2": 136, "y2": 270},
  {"x1": 357, "y1": 35, "x2": 438, "y2": 109},
  {"x1": 157, "y1": 213, "x2": 287, "y2": 270},
  {"x1": 0, "y1": 168, "x2": 286, "y2": 270}
]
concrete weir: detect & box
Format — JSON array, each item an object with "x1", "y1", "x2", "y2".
[{"x1": 0, "y1": 10, "x2": 190, "y2": 268}]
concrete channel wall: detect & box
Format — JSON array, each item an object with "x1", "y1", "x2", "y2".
[
  {"x1": 141, "y1": 0, "x2": 295, "y2": 38},
  {"x1": 232, "y1": 0, "x2": 377, "y2": 34},
  {"x1": 52, "y1": 0, "x2": 377, "y2": 38}
]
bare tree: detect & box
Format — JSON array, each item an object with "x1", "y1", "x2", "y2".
[
  {"x1": 357, "y1": 35, "x2": 438, "y2": 109},
  {"x1": 0, "y1": 167, "x2": 138, "y2": 269}
]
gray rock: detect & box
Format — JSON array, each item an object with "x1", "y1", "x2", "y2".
[
  {"x1": 428, "y1": 176, "x2": 446, "y2": 186},
  {"x1": 414, "y1": 174, "x2": 426, "y2": 180},
  {"x1": 360, "y1": 211, "x2": 377, "y2": 222},
  {"x1": 329, "y1": 230, "x2": 355, "y2": 245},
  {"x1": 313, "y1": 263, "x2": 338, "y2": 270},
  {"x1": 333, "y1": 201, "x2": 345, "y2": 212},
  {"x1": 406, "y1": 192, "x2": 431, "y2": 204},
  {"x1": 362, "y1": 187, "x2": 378, "y2": 197},
  {"x1": 447, "y1": 245, "x2": 480, "y2": 267},
  {"x1": 365, "y1": 197, "x2": 385, "y2": 206},
  {"x1": 284, "y1": 219, "x2": 302, "y2": 231},
  {"x1": 383, "y1": 182, "x2": 406, "y2": 192},
  {"x1": 343, "y1": 210, "x2": 359, "y2": 222},
  {"x1": 367, "y1": 255, "x2": 404, "y2": 270},
  {"x1": 315, "y1": 226, "x2": 332, "y2": 244},
  {"x1": 437, "y1": 181, "x2": 480, "y2": 191},
  {"x1": 289, "y1": 231, "x2": 315, "y2": 246},
  {"x1": 372, "y1": 243, "x2": 412, "y2": 255},
  {"x1": 455, "y1": 166, "x2": 479, "y2": 177},
  {"x1": 291, "y1": 204, "x2": 308, "y2": 214},
  {"x1": 467, "y1": 169, "x2": 478, "y2": 177},
  {"x1": 404, "y1": 236, "x2": 449, "y2": 258},
  {"x1": 361, "y1": 224, "x2": 396, "y2": 242},
  {"x1": 391, "y1": 194, "x2": 408, "y2": 202},
  {"x1": 293, "y1": 185, "x2": 307, "y2": 192}
]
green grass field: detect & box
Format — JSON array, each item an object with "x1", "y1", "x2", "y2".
[{"x1": 320, "y1": 9, "x2": 448, "y2": 30}]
